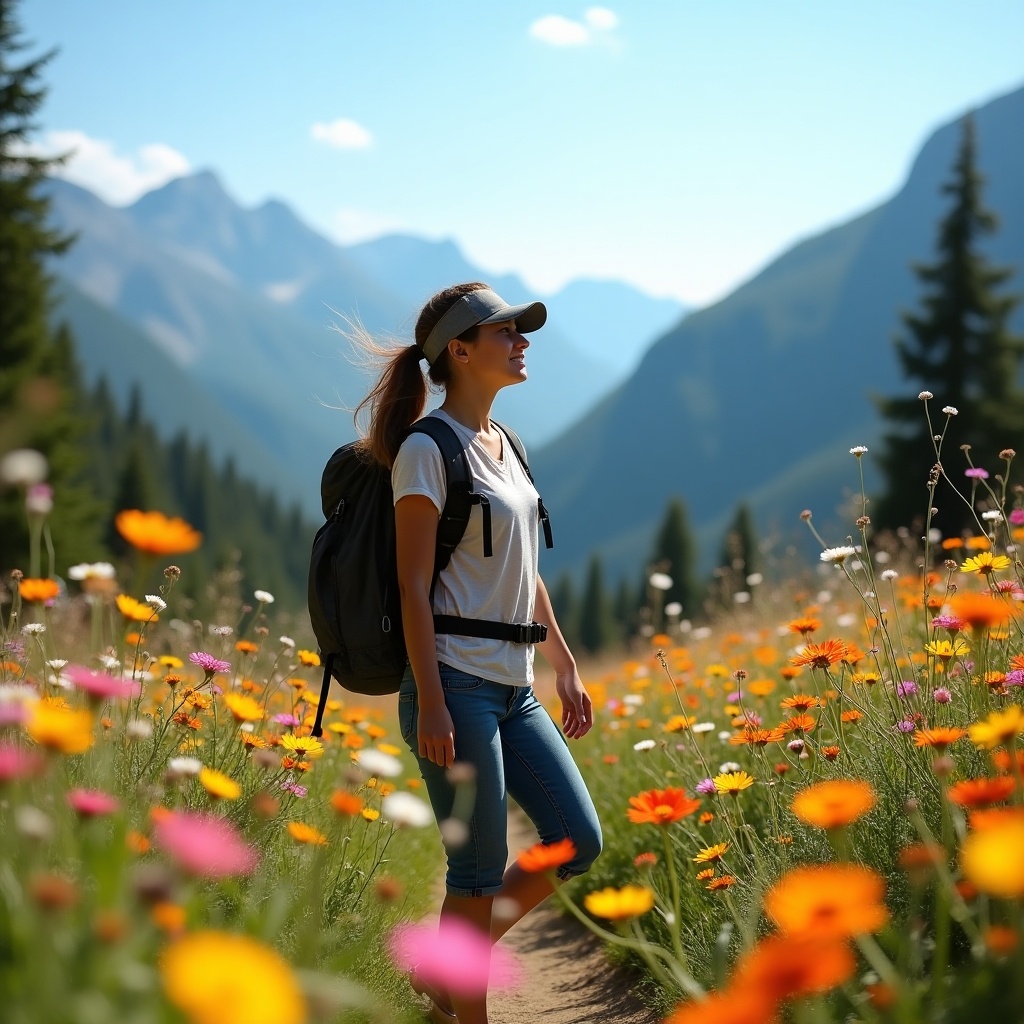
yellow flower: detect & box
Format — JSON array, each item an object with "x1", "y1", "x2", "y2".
[
  {"x1": 199, "y1": 767, "x2": 241, "y2": 801},
  {"x1": 969, "y1": 705, "x2": 1024, "y2": 749},
  {"x1": 279, "y1": 733, "x2": 324, "y2": 761},
  {"x1": 222, "y1": 693, "x2": 264, "y2": 723},
  {"x1": 286, "y1": 821, "x2": 328, "y2": 846},
  {"x1": 26, "y1": 704, "x2": 94, "y2": 754},
  {"x1": 713, "y1": 771, "x2": 756, "y2": 796},
  {"x1": 160, "y1": 929, "x2": 305, "y2": 1024},
  {"x1": 663, "y1": 715, "x2": 695, "y2": 733},
  {"x1": 692, "y1": 842, "x2": 729, "y2": 864},
  {"x1": 296, "y1": 650, "x2": 321, "y2": 667},
  {"x1": 116, "y1": 594, "x2": 159, "y2": 622},
  {"x1": 960, "y1": 552, "x2": 1012, "y2": 575},
  {"x1": 583, "y1": 885, "x2": 655, "y2": 921},
  {"x1": 159, "y1": 655, "x2": 184, "y2": 669},
  {"x1": 361, "y1": 808, "x2": 380, "y2": 822},
  {"x1": 924, "y1": 638, "x2": 970, "y2": 660},
  {"x1": 115, "y1": 509, "x2": 202, "y2": 556},
  {"x1": 960, "y1": 816, "x2": 1024, "y2": 898}
]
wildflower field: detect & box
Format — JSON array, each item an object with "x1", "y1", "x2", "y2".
[{"x1": 2, "y1": 413, "x2": 1024, "y2": 1024}]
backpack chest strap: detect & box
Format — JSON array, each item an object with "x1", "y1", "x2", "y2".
[{"x1": 433, "y1": 615, "x2": 547, "y2": 645}]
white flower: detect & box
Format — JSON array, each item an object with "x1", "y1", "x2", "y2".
[
  {"x1": 664, "y1": 601, "x2": 683, "y2": 617},
  {"x1": 279, "y1": 636, "x2": 296, "y2": 649},
  {"x1": 254, "y1": 590, "x2": 275, "y2": 604},
  {"x1": 382, "y1": 791, "x2": 433, "y2": 827},
  {"x1": 21, "y1": 623, "x2": 45, "y2": 635},
  {"x1": 880, "y1": 569, "x2": 899, "y2": 581},
  {"x1": 849, "y1": 446, "x2": 868, "y2": 456},
  {"x1": 717, "y1": 731, "x2": 733, "y2": 743},
  {"x1": 46, "y1": 659, "x2": 68, "y2": 670},
  {"x1": 145, "y1": 595, "x2": 167, "y2": 611},
  {"x1": 15, "y1": 806, "x2": 53, "y2": 841},
  {"x1": 918, "y1": 391, "x2": 934, "y2": 400},
  {"x1": 942, "y1": 406, "x2": 958, "y2": 416},
  {"x1": 648, "y1": 572, "x2": 673, "y2": 591},
  {"x1": 210, "y1": 625, "x2": 233, "y2": 637},
  {"x1": 874, "y1": 550, "x2": 891, "y2": 564},
  {"x1": 691, "y1": 722, "x2": 716, "y2": 734},
  {"x1": 67, "y1": 561, "x2": 116, "y2": 581},
  {"x1": 733, "y1": 591, "x2": 751, "y2": 604},
  {"x1": 633, "y1": 739, "x2": 656, "y2": 751},
  {"x1": 692, "y1": 626, "x2": 713, "y2": 641},
  {"x1": 355, "y1": 749, "x2": 403, "y2": 778},
  {"x1": 239, "y1": 721, "x2": 255, "y2": 733},
  {"x1": 718, "y1": 761, "x2": 742, "y2": 774},
  {"x1": 0, "y1": 683, "x2": 39, "y2": 705},
  {"x1": 820, "y1": 546, "x2": 857, "y2": 564},
  {"x1": 982, "y1": 510, "x2": 1003, "y2": 522},
  {"x1": 439, "y1": 817, "x2": 469, "y2": 847},
  {"x1": 98, "y1": 655, "x2": 120, "y2": 670},
  {"x1": 1, "y1": 449, "x2": 48, "y2": 486},
  {"x1": 126, "y1": 718, "x2": 154, "y2": 739},
  {"x1": 167, "y1": 756, "x2": 204, "y2": 778},
  {"x1": 835, "y1": 613, "x2": 857, "y2": 628},
  {"x1": 622, "y1": 693, "x2": 645, "y2": 706},
  {"x1": 746, "y1": 573, "x2": 763, "y2": 586},
  {"x1": 25, "y1": 487, "x2": 53, "y2": 515}
]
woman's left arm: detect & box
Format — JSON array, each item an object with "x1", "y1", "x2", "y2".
[{"x1": 534, "y1": 575, "x2": 594, "y2": 739}]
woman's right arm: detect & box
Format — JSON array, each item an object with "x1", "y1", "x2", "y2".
[{"x1": 395, "y1": 494, "x2": 455, "y2": 767}]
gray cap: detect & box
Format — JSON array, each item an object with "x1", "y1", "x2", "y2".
[{"x1": 420, "y1": 287, "x2": 547, "y2": 365}]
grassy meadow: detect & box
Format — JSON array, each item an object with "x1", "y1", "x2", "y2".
[{"x1": 2, "y1": 413, "x2": 1024, "y2": 1023}]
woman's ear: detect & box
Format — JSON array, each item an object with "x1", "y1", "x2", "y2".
[{"x1": 448, "y1": 338, "x2": 470, "y2": 363}]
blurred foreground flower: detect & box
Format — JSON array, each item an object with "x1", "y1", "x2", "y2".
[
  {"x1": 627, "y1": 787, "x2": 701, "y2": 825},
  {"x1": 64, "y1": 664, "x2": 141, "y2": 701},
  {"x1": 153, "y1": 811, "x2": 258, "y2": 879},
  {"x1": 584, "y1": 885, "x2": 655, "y2": 922},
  {"x1": 389, "y1": 917, "x2": 520, "y2": 997},
  {"x1": 18, "y1": 578, "x2": 59, "y2": 603},
  {"x1": 791, "y1": 779, "x2": 876, "y2": 829},
  {"x1": 115, "y1": 509, "x2": 202, "y2": 556},
  {"x1": 25, "y1": 704, "x2": 94, "y2": 754},
  {"x1": 160, "y1": 929, "x2": 305, "y2": 1024},
  {"x1": 960, "y1": 813, "x2": 1024, "y2": 898},
  {"x1": 517, "y1": 837, "x2": 577, "y2": 872},
  {"x1": 765, "y1": 864, "x2": 888, "y2": 939}
]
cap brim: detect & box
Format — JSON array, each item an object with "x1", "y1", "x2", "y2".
[{"x1": 478, "y1": 300, "x2": 547, "y2": 334}]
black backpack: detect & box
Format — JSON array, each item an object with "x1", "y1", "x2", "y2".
[{"x1": 307, "y1": 416, "x2": 553, "y2": 737}]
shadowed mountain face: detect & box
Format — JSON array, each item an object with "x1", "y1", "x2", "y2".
[
  {"x1": 532, "y1": 86, "x2": 1024, "y2": 581},
  {"x1": 45, "y1": 174, "x2": 683, "y2": 521}
]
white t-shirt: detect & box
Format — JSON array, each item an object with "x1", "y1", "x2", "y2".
[{"x1": 392, "y1": 409, "x2": 539, "y2": 686}]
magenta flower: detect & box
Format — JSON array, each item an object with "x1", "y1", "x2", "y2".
[
  {"x1": 964, "y1": 467, "x2": 989, "y2": 480},
  {"x1": 0, "y1": 703, "x2": 29, "y2": 729},
  {"x1": 153, "y1": 811, "x2": 259, "y2": 879},
  {"x1": 1010, "y1": 509, "x2": 1024, "y2": 526},
  {"x1": 64, "y1": 664, "x2": 141, "y2": 701},
  {"x1": 272, "y1": 713, "x2": 301, "y2": 727},
  {"x1": 389, "y1": 917, "x2": 519, "y2": 997},
  {"x1": 895, "y1": 680, "x2": 918, "y2": 699},
  {"x1": 896, "y1": 720, "x2": 916, "y2": 734},
  {"x1": 931, "y1": 615, "x2": 966, "y2": 633},
  {"x1": 0, "y1": 743, "x2": 43, "y2": 782},
  {"x1": 280, "y1": 780, "x2": 308, "y2": 798},
  {"x1": 188, "y1": 651, "x2": 232, "y2": 678},
  {"x1": 1005, "y1": 670, "x2": 1024, "y2": 688},
  {"x1": 67, "y1": 788, "x2": 119, "y2": 817},
  {"x1": 933, "y1": 687, "x2": 952, "y2": 704},
  {"x1": 695, "y1": 777, "x2": 717, "y2": 796}
]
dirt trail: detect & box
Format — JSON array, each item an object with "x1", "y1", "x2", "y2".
[{"x1": 484, "y1": 810, "x2": 662, "y2": 1024}]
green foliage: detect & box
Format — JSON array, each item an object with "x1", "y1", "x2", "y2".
[
  {"x1": 578, "y1": 554, "x2": 614, "y2": 655},
  {"x1": 709, "y1": 503, "x2": 760, "y2": 608},
  {"x1": 650, "y1": 497, "x2": 699, "y2": 622},
  {"x1": 0, "y1": 1, "x2": 100, "y2": 570},
  {"x1": 875, "y1": 115, "x2": 1024, "y2": 534},
  {"x1": 549, "y1": 571, "x2": 579, "y2": 650}
]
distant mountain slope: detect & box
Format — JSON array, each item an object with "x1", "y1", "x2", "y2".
[{"x1": 533, "y1": 84, "x2": 1024, "y2": 581}]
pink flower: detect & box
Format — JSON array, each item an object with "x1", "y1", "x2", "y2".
[
  {"x1": 153, "y1": 811, "x2": 259, "y2": 879},
  {"x1": 1010, "y1": 509, "x2": 1024, "y2": 526},
  {"x1": 933, "y1": 687, "x2": 952, "y2": 704},
  {"x1": 67, "y1": 788, "x2": 119, "y2": 817},
  {"x1": 0, "y1": 743, "x2": 43, "y2": 782},
  {"x1": 0, "y1": 703, "x2": 29, "y2": 729},
  {"x1": 964, "y1": 467, "x2": 989, "y2": 480},
  {"x1": 189, "y1": 651, "x2": 232, "y2": 678},
  {"x1": 389, "y1": 918, "x2": 520, "y2": 997},
  {"x1": 64, "y1": 664, "x2": 141, "y2": 700},
  {"x1": 695, "y1": 777, "x2": 717, "y2": 795}
]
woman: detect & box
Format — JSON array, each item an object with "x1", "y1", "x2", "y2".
[{"x1": 355, "y1": 282, "x2": 602, "y2": 1024}]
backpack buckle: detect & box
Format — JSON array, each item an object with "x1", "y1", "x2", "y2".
[{"x1": 512, "y1": 622, "x2": 548, "y2": 644}]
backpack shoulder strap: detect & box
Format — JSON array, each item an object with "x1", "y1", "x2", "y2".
[
  {"x1": 406, "y1": 416, "x2": 492, "y2": 577},
  {"x1": 491, "y1": 420, "x2": 553, "y2": 550}
]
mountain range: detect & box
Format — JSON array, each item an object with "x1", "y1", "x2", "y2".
[{"x1": 46, "y1": 83, "x2": 1023, "y2": 585}]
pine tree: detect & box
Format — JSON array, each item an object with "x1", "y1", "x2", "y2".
[
  {"x1": 875, "y1": 115, "x2": 1024, "y2": 533},
  {"x1": 578, "y1": 554, "x2": 612, "y2": 655},
  {"x1": 650, "y1": 497, "x2": 699, "y2": 619},
  {"x1": 549, "y1": 572, "x2": 579, "y2": 650},
  {"x1": 0, "y1": 0, "x2": 99, "y2": 571},
  {"x1": 717, "y1": 503, "x2": 759, "y2": 584}
]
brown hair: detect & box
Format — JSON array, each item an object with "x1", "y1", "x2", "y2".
[{"x1": 355, "y1": 282, "x2": 489, "y2": 467}]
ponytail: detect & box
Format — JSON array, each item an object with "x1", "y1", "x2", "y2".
[{"x1": 353, "y1": 280, "x2": 491, "y2": 467}]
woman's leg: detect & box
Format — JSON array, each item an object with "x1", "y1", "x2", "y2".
[{"x1": 493, "y1": 685, "x2": 603, "y2": 941}]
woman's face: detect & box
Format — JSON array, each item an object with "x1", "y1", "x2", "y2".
[{"x1": 459, "y1": 319, "x2": 530, "y2": 387}]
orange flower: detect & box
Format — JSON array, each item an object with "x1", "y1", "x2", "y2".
[
  {"x1": 791, "y1": 779, "x2": 876, "y2": 829},
  {"x1": 765, "y1": 864, "x2": 888, "y2": 938},
  {"x1": 18, "y1": 577, "x2": 59, "y2": 603},
  {"x1": 695, "y1": 868, "x2": 715, "y2": 881},
  {"x1": 840, "y1": 709, "x2": 863, "y2": 724},
  {"x1": 517, "y1": 838, "x2": 577, "y2": 873},
  {"x1": 984, "y1": 925, "x2": 1019, "y2": 956},
  {"x1": 946, "y1": 776, "x2": 1016, "y2": 808},
  {"x1": 627, "y1": 787, "x2": 702, "y2": 825},
  {"x1": 790, "y1": 640, "x2": 848, "y2": 670},
  {"x1": 914, "y1": 727, "x2": 967, "y2": 751},
  {"x1": 663, "y1": 989, "x2": 771, "y2": 1024},
  {"x1": 993, "y1": 749, "x2": 1024, "y2": 775},
  {"x1": 948, "y1": 592, "x2": 1013, "y2": 630},
  {"x1": 732, "y1": 934, "x2": 855, "y2": 1004},
  {"x1": 898, "y1": 842, "x2": 946, "y2": 875},
  {"x1": 706, "y1": 875, "x2": 736, "y2": 891},
  {"x1": 941, "y1": 537, "x2": 965, "y2": 550},
  {"x1": 820, "y1": 745, "x2": 841, "y2": 760},
  {"x1": 330, "y1": 790, "x2": 363, "y2": 816},
  {"x1": 787, "y1": 616, "x2": 821, "y2": 636},
  {"x1": 780, "y1": 694, "x2": 819, "y2": 711},
  {"x1": 731, "y1": 727, "x2": 786, "y2": 747},
  {"x1": 234, "y1": 640, "x2": 259, "y2": 654},
  {"x1": 115, "y1": 509, "x2": 202, "y2": 555},
  {"x1": 780, "y1": 714, "x2": 816, "y2": 735}
]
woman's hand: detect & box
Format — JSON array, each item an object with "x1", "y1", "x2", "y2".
[
  {"x1": 418, "y1": 699, "x2": 456, "y2": 767},
  {"x1": 555, "y1": 668, "x2": 594, "y2": 740}
]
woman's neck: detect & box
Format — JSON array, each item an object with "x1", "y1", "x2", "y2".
[{"x1": 439, "y1": 387, "x2": 497, "y2": 435}]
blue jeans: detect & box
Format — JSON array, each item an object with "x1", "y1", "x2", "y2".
[{"x1": 399, "y1": 663, "x2": 602, "y2": 897}]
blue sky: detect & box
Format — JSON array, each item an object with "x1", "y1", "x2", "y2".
[{"x1": 20, "y1": 0, "x2": 1024, "y2": 305}]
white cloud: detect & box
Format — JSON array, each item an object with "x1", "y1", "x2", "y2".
[
  {"x1": 530, "y1": 9, "x2": 619, "y2": 46},
  {"x1": 311, "y1": 118, "x2": 373, "y2": 149},
  {"x1": 330, "y1": 207, "x2": 407, "y2": 245},
  {"x1": 23, "y1": 130, "x2": 190, "y2": 205}
]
